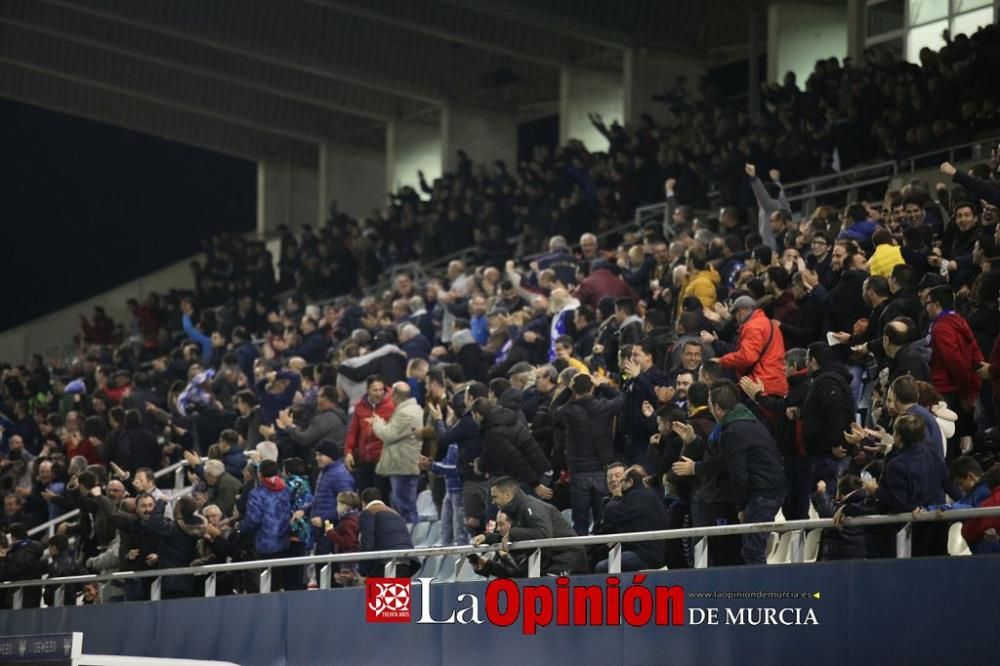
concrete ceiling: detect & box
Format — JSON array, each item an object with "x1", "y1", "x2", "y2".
[{"x1": 0, "y1": 0, "x2": 755, "y2": 161}]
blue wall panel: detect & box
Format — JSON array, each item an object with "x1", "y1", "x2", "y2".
[{"x1": 0, "y1": 556, "x2": 997, "y2": 666}]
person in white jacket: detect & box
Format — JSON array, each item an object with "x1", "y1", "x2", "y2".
[{"x1": 371, "y1": 383, "x2": 424, "y2": 525}]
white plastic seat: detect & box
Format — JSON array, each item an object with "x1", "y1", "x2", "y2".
[
  {"x1": 804, "y1": 529, "x2": 822, "y2": 563},
  {"x1": 768, "y1": 531, "x2": 793, "y2": 564},
  {"x1": 418, "y1": 521, "x2": 441, "y2": 548},
  {"x1": 419, "y1": 555, "x2": 443, "y2": 580},
  {"x1": 416, "y1": 490, "x2": 439, "y2": 521},
  {"x1": 410, "y1": 521, "x2": 431, "y2": 546},
  {"x1": 764, "y1": 531, "x2": 780, "y2": 561},
  {"x1": 948, "y1": 522, "x2": 972, "y2": 556}
]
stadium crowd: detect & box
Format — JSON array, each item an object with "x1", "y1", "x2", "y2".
[
  {"x1": 4, "y1": 30, "x2": 1000, "y2": 606},
  {"x1": 179, "y1": 24, "x2": 1000, "y2": 305}
]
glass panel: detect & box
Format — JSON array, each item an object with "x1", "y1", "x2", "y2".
[
  {"x1": 909, "y1": 0, "x2": 949, "y2": 26},
  {"x1": 868, "y1": 0, "x2": 905, "y2": 36},
  {"x1": 906, "y1": 19, "x2": 949, "y2": 62},
  {"x1": 868, "y1": 36, "x2": 905, "y2": 59},
  {"x1": 953, "y1": 0, "x2": 992, "y2": 12},
  {"x1": 951, "y1": 6, "x2": 995, "y2": 37}
]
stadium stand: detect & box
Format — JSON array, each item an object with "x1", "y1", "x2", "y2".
[{"x1": 5, "y1": 24, "x2": 1000, "y2": 612}]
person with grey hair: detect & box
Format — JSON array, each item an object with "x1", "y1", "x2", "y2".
[
  {"x1": 371, "y1": 382, "x2": 424, "y2": 524},
  {"x1": 407, "y1": 294, "x2": 434, "y2": 342},
  {"x1": 398, "y1": 323, "x2": 431, "y2": 360},
  {"x1": 716, "y1": 295, "x2": 788, "y2": 396},
  {"x1": 537, "y1": 235, "x2": 577, "y2": 286},
  {"x1": 203, "y1": 459, "x2": 241, "y2": 518}
]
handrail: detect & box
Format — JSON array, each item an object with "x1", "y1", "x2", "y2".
[
  {"x1": 904, "y1": 133, "x2": 1000, "y2": 171},
  {"x1": 26, "y1": 457, "x2": 205, "y2": 538},
  {"x1": 4, "y1": 506, "x2": 998, "y2": 603},
  {"x1": 781, "y1": 160, "x2": 898, "y2": 192}
]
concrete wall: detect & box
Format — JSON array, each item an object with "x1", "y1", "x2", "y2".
[
  {"x1": 624, "y1": 49, "x2": 707, "y2": 126},
  {"x1": 559, "y1": 65, "x2": 624, "y2": 151},
  {"x1": 320, "y1": 143, "x2": 387, "y2": 221},
  {"x1": 257, "y1": 160, "x2": 318, "y2": 234},
  {"x1": 387, "y1": 118, "x2": 442, "y2": 193},
  {"x1": 441, "y1": 104, "x2": 517, "y2": 174},
  {"x1": 767, "y1": 1, "x2": 848, "y2": 85},
  {"x1": 0, "y1": 254, "x2": 201, "y2": 364}
]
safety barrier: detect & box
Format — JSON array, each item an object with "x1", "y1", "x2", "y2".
[{"x1": 5, "y1": 505, "x2": 998, "y2": 609}]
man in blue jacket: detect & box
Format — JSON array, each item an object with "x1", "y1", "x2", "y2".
[
  {"x1": 240, "y1": 459, "x2": 295, "y2": 588},
  {"x1": 310, "y1": 439, "x2": 356, "y2": 553}
]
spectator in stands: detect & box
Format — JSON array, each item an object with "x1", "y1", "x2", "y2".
[
  {"x1": 132, "y1": 467, "x2": 172, "y2": 519},
  {"x1": 811, "y1": 475, "x2": 867, "y2": 561},
  {"x1": 0, "y1": 524, "x2": 44, "y2": 608},
  {"x1": 800, "y1": 342, "x2": 855, "y2": 493},
  {"x1": 672, "y1": 380, "x2": 786, "y2": 565},
  {"x1": 925, "y1": 285, "x2": 983, "y2": 458},
  {"x1": 274, "y1": 385, "x2": 347, "y2": 459},
  {"x1": 594, "y1": 465, "x2": 669, "y2": 572},
  {"x1": 421, "y1": 440, "x2": 468, "y2": 547},
  {"x1": 556, "y1": 373, "x2": 624, "y2": 535},
  {"x1": 883, "y1": 317, "x2": 932, "y2": 384},
  {"x1": 575, "y1": 259, "x2": 635, "y2": 310},
  {"x1": 324, "y1": 490, "x2": 362, "y2": 557},
  {"x1": 621, "y1": 340, "x2": 670, "y2": 469},
  {"x1": 241, "y1": 459, "x2": 291, "y2": 574},
  {"x1": 309, "y1": 440, "x2": 355, "y2": 553},
  {"x1": 872, "y1": 414, "x2": 951, "y2": 556},
  {"x1": 344, "y1": 375, "x2": 394, "y2": 498},
  {"x1": 473, "y1": 476, "x2": 586, "y2": 576},
  {"x1": 717, "y1": 296, "x2": 788, "y2": 396},
  {"x1": 356, "y1": 487, "x2": 419, "y2": 579},
  {"x1": 960, "y1": 464, "x2": 1000, "y2": 554},
  {"x1": 472, "y1": 397, "x2": 552, "y2": 499},
  {"x1": 371, "y1": 382, "x2": 423, "y2": 525},
  {"x1": 201, "y1": 459, "x2": 241, "y2": 518}
]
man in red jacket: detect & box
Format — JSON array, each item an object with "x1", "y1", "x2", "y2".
[
  {"x1": 925, "y1": 286, "x2": 984, "y2": 459},
  {"x1": 718, "y1": 296, "x2": 788, "y2": 396},
  {"x1": 344, "y1": 375, "x2": 395, "y2": 496}
]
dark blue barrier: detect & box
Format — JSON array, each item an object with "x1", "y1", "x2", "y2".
[{"x1": 1, "y1": 556, "x2": 997, "y2": 666}]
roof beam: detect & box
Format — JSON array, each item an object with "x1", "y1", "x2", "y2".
[
  {"x1": 436, "y1": 0, "x2": 632, "y2": 51},
  {"x1": 0, "y1": 22, "x2": 372, "y2": 145},
  {"x1": 0, "y1": 0, "x2": 408, "y2": 122},
  {"x1": 0, "y1": 62, "x2": 315, "y2": 164},
  {"x1": 303, "y1": 0, "x2": 604, "y2": 67},
  {"x1": 39, "y1": 0, "x2": 446, "y2": 105}
]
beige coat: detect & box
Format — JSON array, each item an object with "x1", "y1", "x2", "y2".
[{"x1": 372, "y1": 398, "x2": 424, "y2": 476}]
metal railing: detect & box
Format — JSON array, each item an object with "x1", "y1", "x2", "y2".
[
  {"x1": 904, "y1": 133, "x2": 1000, "y2": 173},
  {"x1": 4, "y1": 505, "x2": 998, "y2": 609},
  {"x1": 27, "y1": 457, "x2": 204, "y2": 539}
]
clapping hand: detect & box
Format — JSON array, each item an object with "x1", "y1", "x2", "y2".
[
  {"x1": 738, "y1": 376, "x2": 765, "y2": 399},
  {"x1": 671, "y1": 421, "x2": 696, "y2": 444},
  {"x1": 641, "y1": 401, "x2": 655, "y2": 418},
  {"x1": 654, "y1": 386, "x2": 675, "y2": 404}
]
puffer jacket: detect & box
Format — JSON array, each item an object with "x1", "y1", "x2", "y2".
[
  {"x1": 241, "y1": 476, "x2": 291, "y2": 555},
  {"x1": 479, "y1": 407, "x2": 551, "y2": 486},
  {"x1": 345, "y1": 395, "x2": 395, "y2": 464},
  {"x1": 555, "y1": 387, "x2": 624, "y2": 473},
  {"x1": 373, "y1": 398, "x2": 424, "y2": 476},
  {"x1": 800, "y1": 364, "x2": 855, "y2": 456},
  {"x1": 718, "y1": 308, "x2": 788, "y2": 396},
  {"x1": 311, "y1": 460, "x2": 355, "y2": 524},
  {"x1": 929, "y1": 311, "x2": 984, "y2": 403}
]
